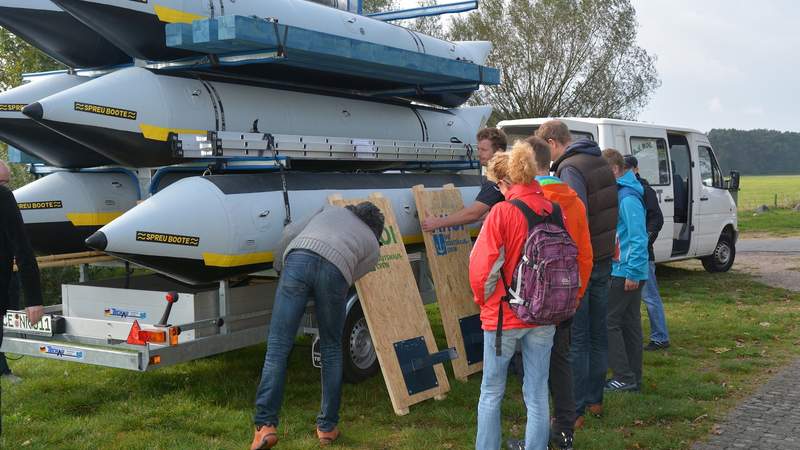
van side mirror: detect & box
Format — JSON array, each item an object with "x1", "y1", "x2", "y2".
[{"x1": 726, "y1": 170, "x2": 740, "y2": 191}]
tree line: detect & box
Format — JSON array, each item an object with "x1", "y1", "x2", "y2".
[{"x1": 708, "y1": 129, "x2": 800, "y2": 175}]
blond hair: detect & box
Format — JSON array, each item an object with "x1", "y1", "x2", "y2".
[
  {"x1": 601, "y1": 148, "x2": 625, "y2": 172},
  {"x1": 486, "y1": 140, "x2": 537, "y2": 185}
]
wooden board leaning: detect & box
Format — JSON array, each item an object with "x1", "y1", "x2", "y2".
[
  {"x1": 328, "y1": 193, "x2": 451, "y2": 416},
  {"x1": 413, "y1": 184, "x2": 483, "y2": 381}
]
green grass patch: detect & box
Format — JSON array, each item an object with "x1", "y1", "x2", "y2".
[
  {"x1": 737, "y1": 208, "x2": 800, "y2": 236},
  {"x1": 3, "y1": 264, "x2": 800, "y2": 449},
  {"x1": 738, "y1": 175, "x2": 800, "y2": 211}
]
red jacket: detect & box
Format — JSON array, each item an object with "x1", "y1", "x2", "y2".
[
  {"x1": 537, "y1": 176, "x2": 594, "y2": 302},
  {"x1": 469, "y1": 181, "x2": 555, "y2": 331}
]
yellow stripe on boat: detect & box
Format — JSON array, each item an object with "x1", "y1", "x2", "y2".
[
  {"x1": 203, "y1": 251, "x2": 274, "y2": 267},
  {"x1": 66, "y1": 212, "x2": 124, "y2": 227},
  {"x1": 139, "y1": 124, "x2": 206, "y2": 142},
  {"x1": 153, "y1": 5, "x2": 206, "y2": 24}
]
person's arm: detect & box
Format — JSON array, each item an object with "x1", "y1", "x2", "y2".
[
  {"x1": 353, "y1": 244, "x2": 380, "y2": 282},
  {"x1": 560, "y1": 167, "x2": 589, "y2": 212},
  {"x1": 620, "y1": 197, "x2": 650, "y2": 289},
  {"x1": 421, "y1": 201, "x2": 491, "y2": 232},
  {"x1": 1, "y1": 188, "x2": 43, "y2": 322},
  {"x1": 468, "y1": 207, "x2": 505, "y2": 306},
  {"x1": 644, "y1": 186, "x2": 664, "y2": 244},
  {"x1": 273, "y1": 207, "x2": 320, "y2": 273}
]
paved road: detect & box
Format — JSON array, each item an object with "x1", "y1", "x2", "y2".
[
  {"x1": 692, "y1": 236, "x2": 800, "y2": 449},
  {"x1": 737, "y1": 237, "x2": 800, "y2": 253},
  {"x1": 692, "y1": 359, "x2": 800, "y2": 449}
]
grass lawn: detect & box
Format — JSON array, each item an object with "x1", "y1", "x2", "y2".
[
  {"x1": 737, "y1": 175, "x2": 800, "y2": 211},
  {"x1": 737, "y1": 208, "x2": 800, "y2": 237},
  {"x1": 3, "y1": 263, "x2": 800, "y2": 450}
]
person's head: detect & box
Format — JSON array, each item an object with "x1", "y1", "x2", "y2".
[
  {"x1": 623, "y1": 155, "x2": 639, "y2": 175},
  {"x1": 345, "y1": 201, "x2": 386, "y2": 242},
  {"x1": 524, "y1": 135, "x2": 553, "y2": 176},
  {"x1": 0, "y1": 160, "x2": 10, "y2": 187},
  {"x1": 486, "y1": 140, "x2": 537, "y2": 195},
  {"x1": 476, "y1": 127, "x2": 508, "y2": 167},
  {"x1": 535, "y1": 120, "x2": 572, "y2": 161},
  {"x1": 602, "y1": 148, "x2": 626, "y2": 178}
]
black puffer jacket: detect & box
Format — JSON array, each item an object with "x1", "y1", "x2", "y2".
[{"x1": 1, "y1": 186, "x2": 42, "y2": 316}]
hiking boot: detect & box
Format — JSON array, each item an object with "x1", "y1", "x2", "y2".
[
  {"x1": 250, "y1": 424, "x2": 278, "y2": 450},
  {"x1": 316, "y1": 426, "x2": 340, "y2": 446},
  {"x1": 549, "y1": 430, "x2": 574, "y2": 450},
  {"x1": 587, "y1": 403, "x2": 603, "y2": 417},
  {"x1": 574, "y1": 415, "x2": 585, "y2": 429},
  {"x1": 605, "y1": 379, "x2": 639, "y2": 392},
  {"x1": 645, "y1": 341, "x2": 670, "y2": 351}
]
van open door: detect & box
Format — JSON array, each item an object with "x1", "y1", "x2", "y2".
[{"x1": 622, "y1": 127, "x2": 674, "y2": 261}]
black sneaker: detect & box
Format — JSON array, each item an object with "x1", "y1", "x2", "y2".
[
  {"x1": 549, "y1": 430, "x2": 574, "y2": 450},
  {"x1": 605, "y1": 378, "x2": 639, "y2": 392},
  {"x1": 645, "y1": 340, "x2": 670, "y2": 351},
  {"x1": 506, "y1": 438, "x2": 525, "y2": 450}
]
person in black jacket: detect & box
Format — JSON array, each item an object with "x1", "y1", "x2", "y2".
[
  {"x1": 0, "y1": 161, "x2": 44, "y2": 382},
  {"x1": 624, "y1": 156, "x2": 669, "y2": 351}
]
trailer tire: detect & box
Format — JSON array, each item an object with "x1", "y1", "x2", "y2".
[
  {"x1": 342, "y1": 303, "x2": 379, "y2": 383},
  {"x1": 701, "y1": 232, "x2": 736, "y2": 273}
]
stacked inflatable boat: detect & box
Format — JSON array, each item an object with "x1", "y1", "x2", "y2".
[{"x1": 0, "y1": 0, "x2": 497, "y2": 283}]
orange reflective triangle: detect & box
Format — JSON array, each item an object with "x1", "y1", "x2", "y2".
[{"x1": 126, "y1": 320, "x2": 146, "y2": 345}]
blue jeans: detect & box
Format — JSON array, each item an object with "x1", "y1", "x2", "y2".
[
  {"x1": 476, "y1": 326, "x2": 555, "y2": 450},
  {"x1": 570, "y1": 257, "x2": 611, "y2": 416},
  {"x1": 254, "y1": 250, "x2": 350, "y2": 431},
  {"x1": 642, "y1": 261, "x2": 669, "y2": 343}
]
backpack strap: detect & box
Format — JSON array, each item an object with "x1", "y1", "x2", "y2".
[{"x1": 509, "y1": 199, "x2": 565, "y2": 229}]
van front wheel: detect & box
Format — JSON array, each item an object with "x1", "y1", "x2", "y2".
[{"x1": 701, "y1": 233, "x2": 735, "y2": 273}]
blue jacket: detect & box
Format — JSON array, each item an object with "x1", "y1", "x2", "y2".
[{"x1": 611, "y1": 170, "x2": 649, "y2": 281}]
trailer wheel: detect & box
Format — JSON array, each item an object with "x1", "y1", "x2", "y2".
[
  {"x1": 701, "y1": 231, "x2": 736, "y2": 273},
  {"x1": 342, "y1": 303, "x2": 379, "y2": 383}
]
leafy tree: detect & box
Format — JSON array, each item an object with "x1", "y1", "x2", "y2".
[
  {"x1": 0, "y1": 29, "x2": 64, "y2": 91},
  {"x1": 709, "y1": 129, "x2": 800, "y2": 175},
  {"x1": 449, "y1": 0, "x2": 660, "y2": 121}
]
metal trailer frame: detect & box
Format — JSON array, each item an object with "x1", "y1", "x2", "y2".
[{"x1": 1, "y1": 252, "x2": 433, "y2": 374}]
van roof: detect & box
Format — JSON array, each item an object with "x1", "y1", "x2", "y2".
[{"x1": 497, "y1": 117, "x2": 704, "y2": 135}]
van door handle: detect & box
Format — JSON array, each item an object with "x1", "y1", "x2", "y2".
[
  {"x1": 700, "y1": 197, "x2": 709, "y2": 201},
  {"x1": 663, "y1": 197, "x2": 674, "y2": 202}
]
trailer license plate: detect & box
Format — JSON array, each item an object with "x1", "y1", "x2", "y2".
[{"x1": 3, "y1": 311, "x2": 53, "y2": 336}]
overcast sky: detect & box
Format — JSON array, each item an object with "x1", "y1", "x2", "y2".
[{"x1": 395, "y1": 0, "x2": 799, "y2": 132}]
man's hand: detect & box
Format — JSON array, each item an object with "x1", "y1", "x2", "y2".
[
  {"x1": 25, "y1": 305, "x2": 44, "y2": 325},
  {"x1": 624, "y1": 279, "x2": 639, "y2": 291},
  {"x1": 421, "y1": 216, "x2": 442, "y2": 232}
]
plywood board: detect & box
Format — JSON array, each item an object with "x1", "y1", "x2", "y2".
[
  {"x1": 328, "y1": 193, "x2": 450, "y2": 415},
  {"x1": 413, "y1": 184, "x2": 483, "y2": 381}
]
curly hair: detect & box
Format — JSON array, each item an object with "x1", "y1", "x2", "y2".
[
  {"x1": 476, "y1": 127, "x2": 508, "y2": 152},
  {"x1": 486, "y1": 140, "x2": 537, "y2": 185},
  {"x1": 345, "y1": 202, "x2": 385, "y2": 240}
]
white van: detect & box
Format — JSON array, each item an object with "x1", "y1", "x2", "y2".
[{"x1": 497, "y1": 118, "x2": 740, "y2": 272}]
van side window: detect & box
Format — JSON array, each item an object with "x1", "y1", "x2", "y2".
[
  {"x1": 699, "y1": 146, "x2": 724, "y2": 188},
  {"x1": 500, "y1": 126, "x2": 595, "y2": 145},
  {"x1": 630, "y1": 137, "x2": 670, "y2": 185}
]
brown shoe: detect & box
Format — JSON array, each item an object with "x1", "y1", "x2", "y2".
[
  {"x1": 316, "y1": 426, "x2": 340, "y2": 446},
  {"x1": 587, "y1": 403, "x2": 603, "y2": 417},
  {"x1": 251, "y1": 424, "x2": 278, "y2": 450},
  {"x1": 574, "y1": 415, "x2": 585, "y2": 429}
]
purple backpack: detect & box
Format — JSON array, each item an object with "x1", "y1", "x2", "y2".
[{"x1": 496, "y1": 200, "x2": 580, "y2": 354}]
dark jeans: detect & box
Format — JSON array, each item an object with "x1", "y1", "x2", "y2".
[
  {"x1": 570, "y1": 258, "x2": 612, "y2": 416},
  {"x1": 607, "y1": 276, "x2": 645, "y2": 385},
  {"x1": 549, "y1": 318, "x2": 575, "y2": 434},
  {"x1": 253, "y1": 250, "x2": 350, "y2": 431}
]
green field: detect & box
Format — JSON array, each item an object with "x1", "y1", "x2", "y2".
[
  {"x1": 3, "y1": 263, "x2": 800, "y2": 450},
  {"x1": 736, "y1": 175, "x2": 800, "y2": 236},
  {"x1": 737, "y1": 175, "x2": 800, "y2": 211}
]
